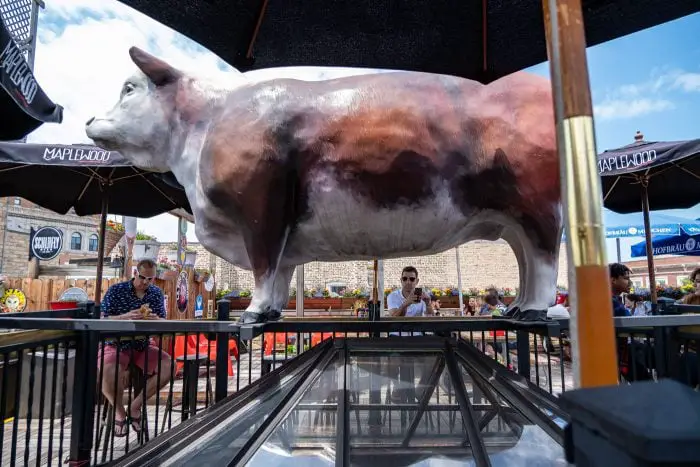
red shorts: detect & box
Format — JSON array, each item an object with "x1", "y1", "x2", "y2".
[{"x1": 98, "y1": 343, "x2": 170, "y2": 376}]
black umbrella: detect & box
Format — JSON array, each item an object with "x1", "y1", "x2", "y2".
[
  {"x1": 0, "y1": 17, "x2": 63, "y2": 141},
  {"x1": 0, "y1": 141, "x2": 191, "y2": 302},
  {"x1": 0, "y1": 141, "x2": 190, "y2": 217},
  {"x1": 117, "y1": 0, "x2": 699, "y2": 82},
  {"x1": 599, "y1": 131, "x2": 700, "y2": 304}
]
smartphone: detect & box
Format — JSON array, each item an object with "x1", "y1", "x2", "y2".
[{"x1": 414, "y1": 287, "x2": 422, "y2": 302}]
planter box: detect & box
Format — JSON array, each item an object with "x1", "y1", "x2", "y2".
[
  {"x1": 227, "y1": 297, "x2": 356, "y2": 310},
  {"x1": 0, "y1": 356, "x2": 18, "y2": 419}
]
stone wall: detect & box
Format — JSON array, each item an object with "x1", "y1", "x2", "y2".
[
  {"x1": 213, "y1": 240, "x2": 570, "y2": 293},
  {"x1": 0, "y1": 198, "x2": 101, "y2": 276}
]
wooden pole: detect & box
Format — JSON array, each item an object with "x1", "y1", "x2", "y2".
[
  {"x1": 542, "y1": 0, "x2": 618, "y2": 388},
  {"x1": 641, "y1": 180, "x2": 658, "y2": 304},
  {"x1": 94, "y1": 196, "x2": 108, "y2": 305},
  {"x1": 296, "y1": 265, "x2": 304, "y2": 317},
  {"x1": 455, "y1": 248, "x2": 464, "y2": 315}
]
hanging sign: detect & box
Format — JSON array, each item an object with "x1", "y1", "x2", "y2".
[
  {"x1": 176, "y1": 270, "x2": 188, "y2": 314},
  {"x1": 177, "y1": 218, "x2": 187, "y2": 266},
  {"x1": 29, "y1": 227, "x2": 63, "y2": 261},
  {"x1": 194, "y1": 294, "x2": 204, "y2": 319},
  {"x1": 204, "y1": 273, "x2": 215, "y2": 292}
]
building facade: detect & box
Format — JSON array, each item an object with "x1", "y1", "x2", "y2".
[
  {"x1": 0, "y1": 197, "x2": 102, "y2": 276},
  {"x1": 212, "y1": 240, "x2": 571, "y2": 294},
  {"x1": 625, "y1": 255, "x2": 700, "y2": 289}
]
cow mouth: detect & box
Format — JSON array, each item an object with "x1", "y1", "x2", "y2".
[{"x1": 89, "y1": 137, "x2": 117, "y2": 151}]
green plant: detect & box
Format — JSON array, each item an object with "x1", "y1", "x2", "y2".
[
  {"x1": 136, "y1": 231, "x2": 157, "y2": 241},
  {"x1": 239, "y1": 289, "x2": 252, "y2": 298},
  {"x1": 216, "y1": 288, "x2": 231, "y2": 300}
]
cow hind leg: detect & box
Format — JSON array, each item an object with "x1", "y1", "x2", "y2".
[
  {"x1": 502, "y1": 216, "x2": 561, "y2": 318},
  {"x1": 240, "y1": 265, "x2": 295, "y2": 324}
]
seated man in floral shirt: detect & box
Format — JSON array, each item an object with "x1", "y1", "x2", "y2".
[{"x1": 99, "y1": 258, "x2": 171, "y2": 437}]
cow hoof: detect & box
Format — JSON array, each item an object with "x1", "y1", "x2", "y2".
[
  {"x1": 238, "y1": 309, "x2": 283, "y2": 324},
  {"x1": 262, "y1": 309, "x2": 283, "y2": 322}
]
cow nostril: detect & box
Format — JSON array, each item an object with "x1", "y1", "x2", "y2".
[{"x1": 85, "y1": 117, "x2": 95, "y2": 126}]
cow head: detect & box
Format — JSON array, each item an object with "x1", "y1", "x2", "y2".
[{"x1": 86, "y1": 47, "x2": 185, "y2": 172}]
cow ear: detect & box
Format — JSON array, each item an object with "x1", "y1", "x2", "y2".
[{"x1": 129, "y1": 46, "x2": 182, "y2": 87}]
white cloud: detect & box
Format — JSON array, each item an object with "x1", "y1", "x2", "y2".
[
  {"x1": 593, "y1": 67, "x2": 700, "y2": 120},
  {"x1": 594, "y1": 97, "x2": 675, "y2": 120},
  {"x1": 25, "y1": 0, "x2": 390, "y2": 242}
]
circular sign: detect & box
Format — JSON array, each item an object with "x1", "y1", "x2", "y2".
[
  {"x1": 31, "y1": 227, "x2": 63, "y2": 261},
  {"x1": 176, "y1": 270, "x2": 188, "y2": 314},
  {"x1": 1, "y1": 288, "x2": 27, "y2": 313}
]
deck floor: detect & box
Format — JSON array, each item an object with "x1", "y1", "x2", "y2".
[{"x1": 2, "y1": 340, "x2": 572, "y2": 466}]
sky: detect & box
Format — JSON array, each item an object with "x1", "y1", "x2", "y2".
[{"x1": 23, "y1": 1, "x2": 700, "y2": 261}]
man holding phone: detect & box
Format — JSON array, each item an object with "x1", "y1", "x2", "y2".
[{"x1": 386, "y1": 266, "x2": 434, "y2": 318}]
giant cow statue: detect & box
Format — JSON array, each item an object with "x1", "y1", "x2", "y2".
[{"x1": 86, "y1": 47, "x2": 562, "y2": 324}]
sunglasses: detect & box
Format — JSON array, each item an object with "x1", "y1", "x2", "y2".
[
  {"x1": 401, "y1": 276, "x2": 416, "y2": 282},
  {"x1": 138, "y1": 274, "x2": 155, "y2": 282}
]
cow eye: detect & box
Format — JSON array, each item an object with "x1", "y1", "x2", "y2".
[{"x1": 122, "y1": 83, "x2": 135, "y2": 96}]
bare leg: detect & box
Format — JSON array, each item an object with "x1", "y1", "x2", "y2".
[
  {"x1": 129, "y1": 355, "x2": 172, "y2": 419},
  {"x1": 101, "y1": 363, "x2": 128, "y2": 434}
]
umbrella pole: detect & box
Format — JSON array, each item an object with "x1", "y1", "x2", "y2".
[
  {"x1": 641, "y1": 179, "x2": 657, "y2": 304},
  {"x1": 94, "y1": 196, "x2": 109, "y2": 306},
  {"x1": 543, "y1": 0, "x2": 618, "y2": 388}
]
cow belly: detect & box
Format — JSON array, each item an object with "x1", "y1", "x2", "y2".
[{"x1": 283, "y1": 181, "x2": 504, "y2": 264}]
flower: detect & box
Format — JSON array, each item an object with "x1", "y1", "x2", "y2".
[{"x1": 106, "y1": 220, "x2": 124, "y2": 232}]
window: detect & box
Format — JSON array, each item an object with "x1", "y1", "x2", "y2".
[
  {"x1": 676, "y1": 275, "x2": 689, "y2": 287},
  {"x1": 13, "y1": 197, "x2": 20, "y2": 205},
  {"x1": 632, "y1": 279, "x2": 644, "y2": 289},
  {"x1": 71, "y1": 232, "x2": 82, "y2": 250},
  {"x1": 656, "y1": 276, "x2": 668, "y2": 287},
  {"x1": 88, "y1": 234, "x2": 99, "y2": 252}
]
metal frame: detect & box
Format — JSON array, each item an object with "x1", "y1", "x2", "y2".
[{"x1": 110, "y1": 335, "x2": 569, "y2": 467}]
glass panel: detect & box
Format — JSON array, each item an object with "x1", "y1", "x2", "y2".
[
  {"x1": 159, "y1": 358, "x2": 314, "y2": 466},
  {"x1": 458, "y1": 361, "x2": 568, "y2": 466},
  {"x1": 245, "y1": 355, "x2": 340, "y2": 466}
]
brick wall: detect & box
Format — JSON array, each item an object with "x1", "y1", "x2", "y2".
[
  {"x1": 213, "y1": 240, "x2": 570, "y2": 293},
  {"x1": 0, "y1": 197, "x2": 101, "y2": 276}
]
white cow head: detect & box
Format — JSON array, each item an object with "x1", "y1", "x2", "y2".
[{"x1": 86, "y1": 47, "x2": 185, "y2": 173}]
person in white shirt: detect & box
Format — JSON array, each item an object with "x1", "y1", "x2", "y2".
[
  {"x1": 386, "y1": 266, "x2": 434, "y2": 318},
  {"x1": 385, "y1": 266, "x2": 433, "y2": 403}
]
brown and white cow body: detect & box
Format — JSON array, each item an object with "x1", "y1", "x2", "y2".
[{"x1": 86, "y1": 48, "x2": 562, "y2": 324}]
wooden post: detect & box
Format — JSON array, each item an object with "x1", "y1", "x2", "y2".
[
  {"x1": 542, "y1": 0, "x2": 618, "y2": 388},
  {"x1": 295, "y1": 265, "x2": 304, "y2": 317}
]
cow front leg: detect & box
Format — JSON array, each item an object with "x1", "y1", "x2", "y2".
[{"x1": 238, "y1": 228, "x2": 293, "y2": 325}]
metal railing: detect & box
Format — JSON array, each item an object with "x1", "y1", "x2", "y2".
[{"x1": 0, "y1": 302, "x2": 698, "y2": 465}]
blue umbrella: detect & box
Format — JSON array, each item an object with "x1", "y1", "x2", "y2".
[
  {"x1": 602, "y1": 211, "x2": 700, "y2": 238},
  {"x1": 562, "y1": 211, "x2": 700, "y2": 241},
  {"x1": 630, "y1": 233, "x2": 700, "y2": 258}
]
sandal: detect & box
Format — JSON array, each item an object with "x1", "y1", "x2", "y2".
[
  {"x1": 114, "y1": 418, "x2": 128, "y2": 438},
  {"x1": 129, "y1": 415, "x2": 143, "y2": 433}
]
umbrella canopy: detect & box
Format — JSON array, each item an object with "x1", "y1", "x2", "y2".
[
  {"x1": 603, "y1": 211, "x2": 700, "y2": 238},
  {"x1": 599, "y1": 134, "x2": 700, "y2": 213},
  {"x1": 630, "y1": 233, "x2": 700, "y2": 258},
  {"x1": 0, "y1": 141, "x2": 191, "y2": 217},
  {"x1": 117, "y1": 0, "x2": 700, "y2": 82},
  {"x1": 0, "y1": 17, "x2": 63, "y2": 141}
]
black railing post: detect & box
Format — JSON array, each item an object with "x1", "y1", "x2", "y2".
[
  {"x1": 67, "y1": 301, "x2": 99, "y2": 466},
  {"x1": 515, "y1": 329, "x2": 531, "y2": 380},
  {"x1": 215, "y1": 300, "x2": 230, "y2": 402}
]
